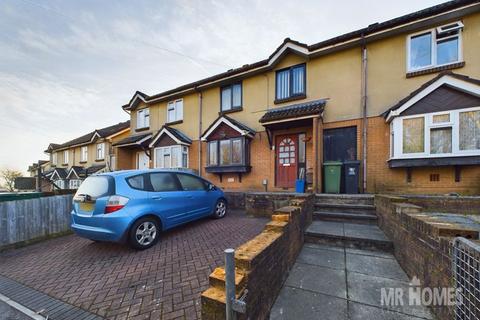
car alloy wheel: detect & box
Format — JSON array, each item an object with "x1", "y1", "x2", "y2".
[
  {"x1": 214, "y1": 200, "x2": 227, "y2": 218},
  {"x1": 135, "y1": 221, "x2": 157, "y2": 246}
]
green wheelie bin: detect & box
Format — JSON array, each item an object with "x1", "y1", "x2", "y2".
[{"x1": 323, "y1": 161, "x2": 342, "y2": 193}]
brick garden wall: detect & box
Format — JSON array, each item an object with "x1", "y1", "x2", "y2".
[
  {"x1": 375, "y1": 195, "x2": 479, "y2": 320},
  {"x1": 201, "y1": 194, "x2": 314, "y2": 320}
]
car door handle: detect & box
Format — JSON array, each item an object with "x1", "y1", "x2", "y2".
[
  {"x1": 152, "y1": 196, "x2": 162, "y2": 200},
  {"x1": 186, "y1": 195, "x2": 193, "y2": 199}
]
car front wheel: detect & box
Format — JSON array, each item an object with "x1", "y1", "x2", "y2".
[
  {"x1": 129, "y1": 217, "x2": 159, "y2": 250},
  {"x1": 212, "y1": 199, "x2": 227, "y2": 219}
]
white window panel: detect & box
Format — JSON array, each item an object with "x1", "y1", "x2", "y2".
[
  {"x1": 137, "y1": 108, "x2": 150, "y2": 128},
  {"x1": 154, "y1": 145, "x2": 188, "y2": 168},
  {"x1": 391, "y1": 106, "x2": 480, "y2": 160},
  {"x1": 63, "y1": 150, "x2": 69, "y2": 164},
  {"x1": 81, "y1": 146, "x2": 88, "y2": 162},
  {"x1": 407, "y1": 21, "x2": 463, "y2": 72},
  {"x1": 167, "y1": 99, "x2": 183, "y2": 123},
  {"x1": 96, "y1": 143, "x2": 105, "y2": 160}
]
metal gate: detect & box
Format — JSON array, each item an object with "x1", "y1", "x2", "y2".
[{"x1": 452, "y1": 237, "x2": 480, "y2": 320}]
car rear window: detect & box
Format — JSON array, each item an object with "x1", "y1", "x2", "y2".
[
  {"x1": 75, "y1": 176, "x2": 113, "y2": 199},
  {"x1": 126, "y1": 175, "x2": 146, "y2": 190}
]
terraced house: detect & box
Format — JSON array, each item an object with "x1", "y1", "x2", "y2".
[
  {"x1": 114, "y1": 0, "x2": 480, "y2": 195},
  {"x1": 43, "y1": 121, "x2": 130, "y2": 190}
]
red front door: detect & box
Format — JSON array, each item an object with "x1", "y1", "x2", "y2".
[{"x1": 276, "y1": 135, "x2": 298, "y2": 188}]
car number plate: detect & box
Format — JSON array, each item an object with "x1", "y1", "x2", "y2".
[{"x1": 79, "y1": 202, "x2": 95, "y2": 212}]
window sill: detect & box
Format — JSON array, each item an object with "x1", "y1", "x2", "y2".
[
  {"x1": 406, "y1": 61, "x2": 465, "y2": 78},
  {"x1": 95, "y1": 159, "x2": 104, "y2": 162},
  {"x1": 388, "y1": 155, "x2": 480, "y2": 168},
  {"x1": 135, "y1": 127, "x2": 150, "y2": 132},
  {"x1": 205, "y1": 165, "x2": 251, "y2": 173},
  {"x1": 219, "y1": 107, "x2": 243, "y2": 115},
  {"x1": 79, "y1": 161, "x2": 87, "y2": 164},
  {"x1": 166, "y1": 120, "x2": 183, "y2": 125},
  {"x1": 61, "y1": 163, "x2": 68, "y2": 166},
  {"x1": 274, "y1": 94, "x2": 307, "y2": 105}
]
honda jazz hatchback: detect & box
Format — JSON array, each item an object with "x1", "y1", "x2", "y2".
[{"x1": 71, "y1": 169, "x2": 227, "y2": 249}]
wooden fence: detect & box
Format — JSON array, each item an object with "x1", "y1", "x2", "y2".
[{"x1": 0, "y1": 194, "x2": 73, "y2": 249}]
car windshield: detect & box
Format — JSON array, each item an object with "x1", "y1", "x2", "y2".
[{"x1": 75, "y1": 176, "x2": 112, "y2": 199}]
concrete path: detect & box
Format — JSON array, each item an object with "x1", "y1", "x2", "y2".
[
  {"x1": 270, "y1": 243, "x2": 434, "y2": 320},
  {"x1": 0, "y1": 300, "x2": 35, "y2": 320}
]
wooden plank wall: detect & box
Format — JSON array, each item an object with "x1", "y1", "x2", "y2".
[{"x1": 0, "y1": 195, "x2": 73, "y2": 249}]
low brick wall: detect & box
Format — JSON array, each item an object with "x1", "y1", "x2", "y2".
[
  {"x1": 375, "y1": 195, "x2": 479, "y2": 320},
  {"x1": 224, "y1": 192, "x2": 246, "y2": 210},
  {"x1": 245, "y1": 192, "x2": 311, "y2": 218},
  {"x1": 201, "y1": 194, "x2": 314, "y2": 320},
  {"x1": 402, "y1": 194, "x2": 480, "y2": 215}
]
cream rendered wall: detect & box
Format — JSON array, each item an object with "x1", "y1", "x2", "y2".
[{"x1": 368, "y1": 13, "x2": 480, "y2": 117}]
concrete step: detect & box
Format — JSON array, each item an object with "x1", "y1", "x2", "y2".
[
  {"x1": 305, "y1": 221, "x2": 393, "y2": 252},
  {"x1": 314, "y1": 203, "x2": 376, "y2": 215},
  {"x1": 315, "y1": 193, "x2": 374, "y2": 206},
  {"x1": 313, "y1": 211, "x2": 378, "y2": 224}
]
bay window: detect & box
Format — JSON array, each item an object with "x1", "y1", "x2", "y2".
[
  {"x1": 407, "y1": 21, "x2": 463, "y2": 72},
  {"x1": 207, "y1": 137, "x2": 249, "y2": 167},
  {"x1": 137, "y1": 108, "x2": 150, "y2": 129},
  {"x1": 275, "y1": 64, "x2": 306, "y2": 101},
  {"x1": 391, "y1": 107, "x2": 480, "y2": 159},
  {"x1": 221, "y1": 83, "x2": 242, "y2": 112},
  {"x1": 154, "y1": 145, "x2": 188, "y2": 168},
  {"x1": 167, "y1": 99, "x2": 183, "y2": 123}
]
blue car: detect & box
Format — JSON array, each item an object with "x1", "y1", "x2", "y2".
[{"x1": 71, "y1": 169, "x2": 227, "y2": 249}]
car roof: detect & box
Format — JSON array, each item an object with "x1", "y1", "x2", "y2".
[{"x1": 97, "y1": 168, "x2": 199, "y2": 178}]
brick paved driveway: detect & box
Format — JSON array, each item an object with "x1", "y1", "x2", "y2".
[{"x1": 0, "y1": 210, "x2": 267, "y2": 320}]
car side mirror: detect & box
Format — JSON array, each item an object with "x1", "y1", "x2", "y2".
[{"x1": 208, "y1": 184, "x2": 216, "y2": 191}]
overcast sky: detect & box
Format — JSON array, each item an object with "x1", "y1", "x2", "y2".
[{"x1": 0, "y1": 0, "x2": 445, "y2": 174}]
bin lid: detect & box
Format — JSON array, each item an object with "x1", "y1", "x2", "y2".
[
  {"x1": 323, "y1": 161, "x2": 343, "y2": 166},
  {"x1": 343, "y1": 160, "x2": 361, "y2": 164}
]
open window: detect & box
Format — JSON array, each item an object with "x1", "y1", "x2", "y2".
[{"x1": 407, "y1": 21, "x2": 463, "y2": 72}]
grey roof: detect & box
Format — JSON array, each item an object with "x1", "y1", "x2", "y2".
[
  {"x1": 201, "y1": 115, "x2": 256, "y2": 139},
  {"x1": 259, "y1": 99, "x2": 326, "y2": 123},
  {"x1": 46, "y1": 121, "x2": 130, "y2": 152},
  {"x1": 86, "y1": 165, "x2": 106, "y2": 175},
  {"x1": 51, "y1": 168, "x2": 68, "y2": 180},
  {"x1": 112, "y1": 132, "x2": 152, "y2": 147}
]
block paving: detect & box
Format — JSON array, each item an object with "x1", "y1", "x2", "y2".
[{"x1": 0, "y1": 210, "x2": 267, "y2": 319}]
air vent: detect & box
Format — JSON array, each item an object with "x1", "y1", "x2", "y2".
[{"x1": 436, "y1": 21, "x2": 463, "y2": 35}]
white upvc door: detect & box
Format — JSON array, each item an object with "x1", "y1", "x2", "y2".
[{"x1": 137, "y1": 152, "x2": 149, "y2": 169}]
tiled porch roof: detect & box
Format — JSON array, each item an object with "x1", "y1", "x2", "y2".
[
  {"x1": 112, "y1": 132, "x2": 152, "y2": 147},
  {"x1": 259, "y1": 99, "x2": 326, "y2": 123}
]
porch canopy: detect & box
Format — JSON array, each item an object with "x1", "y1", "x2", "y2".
[
  {"x1": 259, "y1": 99, "x2": 326, "y2": 146},
  {"x1": 112, "y1": 132, "x2": 152, "y2": 149}
]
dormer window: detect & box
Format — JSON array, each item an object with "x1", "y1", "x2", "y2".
[
  {"x1": 275, "y1": 64, "x2": 306, "y2": 102},
  {"x1": 407, "y1": 21, "x2": 463, "y2": 72}
]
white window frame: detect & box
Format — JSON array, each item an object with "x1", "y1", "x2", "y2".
[
  {"x1": 69, "y1": 179, "x2": 82, "y2": 189},
  {"x1": 63, "y1": 150, "x2": 68, "y2": 164},
  {"x1": 96, "y1": 142, "x2": 105, "y2": 160},
  {"x1": 52, "y1": 152, "x2": 57, "y2": 165},
  {"x1": 391, "y1": 106, "x2": 480, "y2": 160},
  {"x1": 167, "y1": 99, "x2": 183, "y2": 123},
  {"x1": 406, "y1": 21, "x2": 463, "y2": 72},
  {"x1": 154, "y1": 145, "x2": 188, "y2": 168},
  {"x1": 81, "y1": 146, "x2": 88, "y2": 162},
  {"x1": 137, "y1": 108, "x2": 150, "y2": 129}
]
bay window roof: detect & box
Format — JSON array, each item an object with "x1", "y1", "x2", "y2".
[
  {"x1": 149, "y1": 126, "x2": 192, "y2": 148},
  {"x1": 201, "y1": 115, "x2": 255, "y2": 141},
  {"x1": 384, "y1": 72, "x2": 480, "y2": 122}
]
